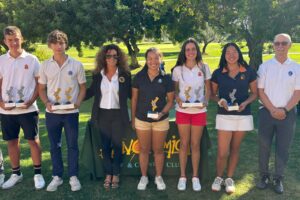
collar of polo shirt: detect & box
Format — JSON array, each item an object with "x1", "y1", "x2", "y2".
[
  {"x1": 273, "y1": 57, "x2": 291, "y2": 65},
  {"x1": 7, "y1": 50, "x2": 27, "y2": 59},
  {"x1": 222, "y1": 65, "x2": 246, "y2": 73}
]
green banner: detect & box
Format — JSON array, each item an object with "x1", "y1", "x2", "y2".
[{"x1": 81, "y1": 120, "x2": 211, "y2": 181}]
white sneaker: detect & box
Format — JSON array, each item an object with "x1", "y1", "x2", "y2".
[
  {"x1": 225, "y1": 178, "x2": 235, "y2": 194},
  {"x1": 69, "y1": 176, "x2": 81, "y2": 191},
  {"x1": 137, "y1": 176, "x2": 149, "y2": 190},
  {"x1": 2, "y1": 173, "x2": 23, "y2": 189},
  {"x1": 154, "y1": 176, "x2": 166, "y2": 190},
  {"x1": 0, "y1": 174, "x2": 5, "y2": 187},
  {"x1": 192, "y1": 177, "x2": 201, "y2": 191},
  {"x1": 211, "y1": 176, "x2": 223, "y2": 192},
  {"x1": 34, "y1": 174, "x2": 45, "y2": 190},
  {"x1": 177, "y1": 177, "x2": 187, "y2": 191},
  {"x1": 46, "y1": 176, "x2": 63, "y2": 192}
]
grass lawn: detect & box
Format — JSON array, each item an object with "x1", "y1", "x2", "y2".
[{"x1": 0, "y1": 42, "x2": 300, "y2": 200}]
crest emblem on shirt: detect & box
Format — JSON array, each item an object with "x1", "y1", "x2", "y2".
[
  {"x1": 198, "y1": 72, "x2": 202, "y2": 76},
  {"x1": 158, "y1": 78, "x2": 162, "y2": 83},
  {"x1": 119, "y1": 76, "x2": 125, "y2": 83},
  {"x1": 68, "y1": 70, "x2": 73, "y2": 75},
  {"x1": 288, "y1": 71, "x2": 293, "y2": 76},
  {"x1": 240, "y1": 74, "x2": 245, "y2": 80},
  {"x1": 24, "y1": 64, "x2": 28, "y2": 69}
]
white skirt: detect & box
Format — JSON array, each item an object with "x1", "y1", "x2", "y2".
[{"x1": 216, "y1": 114, "x2": 254, "y2": 131}]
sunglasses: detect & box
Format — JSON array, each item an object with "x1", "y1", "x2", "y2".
[
  {"x1": 274, "y1": 41, "x2": 289, "y2": 46},
  {"x1": 105, "y1": 54, "x2": 118, "y2": 59}
]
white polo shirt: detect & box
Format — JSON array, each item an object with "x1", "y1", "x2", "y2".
[
  {"x1": 0, "y1": 50, "x2": 39, "y2": 115},
  {"x1": 257, "y1": 57, "x2": 300, "y2": 107},
  {"x1": 39, "y1": 56, "x2": 86, "y2": 114},
  {"x1": 100, "y1": 69, "x2": 120, "y2": 109},
  {"x1": 172, "y1": 64, "x2": 211, "y2": 114}
]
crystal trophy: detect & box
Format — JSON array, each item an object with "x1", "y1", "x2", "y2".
[
  {"x1": 16, "y1": 86, "x2": 26, "y2": 108},
  {"x1": 227, "y1": 89, "x2": 239, "y2": 111},
  {"x1": 4, "y1": 86, "x2": 16, "y2": 108},
  {"x1": 147, "y1": 97, "x2": 159, "y2": 119},
  {"x1": 182, "y1": 86, "x2": 204, "y2": 107}
]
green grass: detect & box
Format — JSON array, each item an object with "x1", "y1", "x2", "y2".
[{"x1": 0, "y1": 42, "x2": 300, "y2": 200}]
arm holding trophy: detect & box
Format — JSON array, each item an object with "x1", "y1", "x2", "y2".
[
  {"x1": 74, "y1": 83, "x2": 86, "y2": 109},
  {"x1": 238, "y1": 80, "x2": 257, "y2": 112},
  {"x1": 38, "y1": 83, "x2": 53, "y2": 112}
]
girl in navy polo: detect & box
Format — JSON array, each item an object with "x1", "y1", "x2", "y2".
[
  {"x1": 172, "y1": 38, "x2": 211, "y2": 191},
  {"x1": 210, "y1": 43, "x2": 257, "y2": 194},
  {"x1": 132, "y1": 48, "x2": 174, "y2": 190}
]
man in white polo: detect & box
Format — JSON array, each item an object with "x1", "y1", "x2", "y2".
[
  {"x1": 256, "y1": 33, "x2": 300, "y2": 194},
  {"x1": 0, "y1": 26, "x2": 45, "y2": 189}
]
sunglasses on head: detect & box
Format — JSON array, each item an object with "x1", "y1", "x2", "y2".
[
  {"x1": 105, "y1": 54, "x2": 118, "y2": 59},
  {"x1": 274, "y1": 41, "x2": 289, "y2": 46}
]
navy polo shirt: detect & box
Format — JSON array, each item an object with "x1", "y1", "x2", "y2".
[
  {"x1": 132, "y1": 68, "x2": 174, "y2": 122},
  {"x1": 211, "y1": 66, "x2": 257, "y2": 115}
]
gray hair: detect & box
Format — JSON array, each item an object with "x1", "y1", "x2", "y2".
[{"x1": 274, "y1": 33, "x2": 292, "y2": 44}]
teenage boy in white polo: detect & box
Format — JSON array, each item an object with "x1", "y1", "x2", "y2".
[
  {"x1": 257, "y1": 33, "x2": 300, "y2": 194},
  {"x1": 38, "y1": 30, "x2": 86, "y2": 192},
  {"x1": 0, "y1": 26, "x2": 45, "y2": 190}
]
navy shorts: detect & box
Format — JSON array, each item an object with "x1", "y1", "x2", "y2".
[{"x1": 1, "y1": 111, "x2": 39, "y2": 141}]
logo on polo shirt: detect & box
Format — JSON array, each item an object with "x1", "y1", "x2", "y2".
[
  {"x1": 288, "y1": 71, "x2": 293, "y2": 76},
  {"x1": 158, "y1": 78, "x2": 162, "y2": 83},
  {"x1": 68, "y1": 70, "x2": 73, "y2": 75},
  {"x1": 24, "y1": 64, "x2": 28, "y2": 69},
  {"x1": 198, "y1": 72, "x2": 202, "y2": 76},
  {"x1": 240, "y1": 74, "x2": 245, "y2": 80}
]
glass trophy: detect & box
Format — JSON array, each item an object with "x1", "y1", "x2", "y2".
[
  {"x1": 4, "y1": 86, "x2": 16, "y2": 108},
  {"x1": 16, "y1": 86, "x2": 26, "y2": 108},
  {"x1": 147, "y1": 97, "x2": 159, "y2": 119},
  {"x1": 52, "y1": 88, "x2": 75, "y2": 110},
  {"x1": 182, "y1": 86, "x2": 204, "y2": 107},
  {"x1": 227, "y1": 89, "x2": 239, "y2": 111}
]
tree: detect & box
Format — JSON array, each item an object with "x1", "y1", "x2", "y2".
[{"x1": 200, "y1": 0, "x2": 300, "y2": 68}]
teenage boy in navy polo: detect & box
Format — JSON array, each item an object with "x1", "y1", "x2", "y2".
[
  {"x1": 38, "y1": 30, "x2": 86, "y2": 192},
  {"x1": 0, "y1": 26, "x2": 45, "y2": 190}
]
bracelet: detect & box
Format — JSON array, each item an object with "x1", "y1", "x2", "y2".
[{"x1": 218, "y1": 98, "x2": 227, "y2": 107}]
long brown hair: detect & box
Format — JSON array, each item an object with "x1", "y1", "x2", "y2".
[{"x1": 94, "y1": 44, "x2": 129, "y2": 74}]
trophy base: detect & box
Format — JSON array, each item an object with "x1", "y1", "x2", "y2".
[
  {"x1": 52, "y1": 104, "x2": 75, "y2": 111},
  {"x1": 16, "y1": 102, "x2": 26, "y2": 108},
  {"x1": 147, "y1": 112, "x2": 159, "y2": 119},
  {"x1": 4, "y1": 103, "x2": 16, "y2": 108},
  {"x1": 182, "y1": 102, "x2": 204, "y2": 108},
  {"x1": 228, "y1": 105, "x2": 239, "y2": 111}
]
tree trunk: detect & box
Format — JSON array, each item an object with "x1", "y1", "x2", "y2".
[
  {"x1": 246, "y1": 38, "x2": 263, "y2": 70},
  {"x1": 202, "y1": 42, "x2": 209, "y2": 55},
  {"x1": 122, "y1": 38, "x2": 140, "y2": 69}
]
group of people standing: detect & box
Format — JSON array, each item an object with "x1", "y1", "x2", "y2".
[{"x1": 0, "y1": 25, "x2": 299, "y2": 196}]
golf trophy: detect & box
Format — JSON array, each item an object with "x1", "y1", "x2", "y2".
[
  {"x1": 147, "y1": 97, "x2": 159, "y2": 119},
  {"x1": 227, "y1": 89, "x2": 239, "y2": 111},
  {"x1": 52, "y1": 87, "x2": 75, "y2": 110},
  {"x1": 182, "y1": 86, "x2": 204, "y2": 107},
  {"x1": 16, "y1": 86, "x2": 26, "y2": 108},
  {"x1": 5, "y1": 86, "x2": 16, "y2": 108}
]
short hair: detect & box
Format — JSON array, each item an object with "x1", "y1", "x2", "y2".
[
  {"x1": 47, "y1": 30, "x2": 68, "y2": 46},
  {"x1": 274, "y1": 33, "x2": 292, "y2": 44},
  {"x1": 3, "y1": 26, "x2": 22, "y2": 37}
]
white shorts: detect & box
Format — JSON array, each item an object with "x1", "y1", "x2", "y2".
[{"x1": 216, "y1": 114, "x2": 254, "y2": 131}]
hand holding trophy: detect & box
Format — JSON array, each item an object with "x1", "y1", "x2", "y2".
[
  {"x1": 182, "y1": 86, "x2": 204, "y2": 108},
  {"x1": 227, "y1": 89, "x2": 239, "y2": 111},
  {"x1": 147, "y1": 97, "x2": 159, "y2": 119}
]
